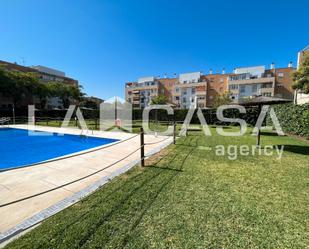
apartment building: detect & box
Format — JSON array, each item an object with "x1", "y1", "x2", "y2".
[
  {"x1": 228, "y1": 64, "x2": 295, "y2": 102},
  {"x1": 125, "y1": 63, "x2": 295, "y2": 109},
  {"x1": 125, "y1": 76, "x2": 160, "y2": 109},
  {"x1": 0, "y1": 60, "x2": 78, "y2": 109}
]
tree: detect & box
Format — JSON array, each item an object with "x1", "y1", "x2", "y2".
[
  {"x1": 150, "y1": 95, "x2": 168, "y2": 105},
  {"x1": 46, "y1": 82, "x2": 84, "y2": 108},
  {"x1": 0, "y1": 65, "x2": 84, "y2": 109},
  {"x1": 0, "y1": 66, "x2": 48, "y2": 107},
  {"x1": 292, "y1": 54, "x2": 309, "y2": 94},
  {"x1": 213, "y1": 92, "x2": 232, "y2": 108}
]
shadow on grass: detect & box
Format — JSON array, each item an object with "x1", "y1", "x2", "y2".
[
  {"x1": 144, "y1": 165, "x2": 183, "y2": 172},
  {"x1": 278, "y1": 145, "x2": 309, "y2": 155},
  {"x1": 210, "y1": 125, "x2": 232, "y2": 129},
  {"x1": 35, "y1": 145, "x2": 196, "y2": 248},
  {"x1": 79, "y1": 145, "x2": 194, "y2": 248},
  {"x1": 260, "y1": 131, "x2": 281, "y2": 137},
  {"x1": 21, "y1": 148, "x2": 175, "y2": 248}
]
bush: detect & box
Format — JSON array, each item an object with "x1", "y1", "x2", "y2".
[
  {"x1": 267, "y1": 103, "x2": 309, "y2": 138},
  {"x1": 132, "y1": 107, "x2": 260, "y2": 126}
]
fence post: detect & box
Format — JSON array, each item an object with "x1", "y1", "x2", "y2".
[
  {"x1": 173, "y1": 121, "x2": 176, "y2": 145},
  {"x1": 140, "y1": 127, "x2": 145, "y2": 167}
]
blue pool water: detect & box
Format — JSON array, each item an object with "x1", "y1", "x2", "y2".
[{"x1": 0, "y1": 128, "x2": 119, "y2": 170}]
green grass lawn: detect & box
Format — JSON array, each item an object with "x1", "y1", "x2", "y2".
[{"x1": 5, "y1": 127, "x2": 309, "y2": 248}]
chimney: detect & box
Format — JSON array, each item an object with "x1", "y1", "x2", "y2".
[
  {"x1": 270, "y1": 62, "x2": 275, "y2": 69},
  {"x1": 288, "y1": 61, "x2": 293, "y2": 68},
  {"x1": 222, "y1": 68, "x2": 226, "y2": 74},
  {"x1": 209, "y1": 69, "x2": 213, "y2": 74}
]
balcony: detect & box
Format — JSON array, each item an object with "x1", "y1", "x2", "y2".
[
  {"x1": 228, "y1": 77, "x2": 275, "y2": 85},
  {"x1": 178, "y1": 81, "x2": 207, "y2": 88},
  {"x1": 196, "y1": 91, "x2": 206, "y2": 96},
  {"x1": 126, "y1": 82, "x2": 159, "y2": 90},
  {"x1": 259, "y1": 87, "x2": 274, "y2": 95}
]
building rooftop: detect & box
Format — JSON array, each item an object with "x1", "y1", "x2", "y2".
[
  {"x1": 0, "y1": 60, "x2": 76, "y2": 82},
  {"x1": 31, "y1": 65, "x2": 65, "y2": 77}
]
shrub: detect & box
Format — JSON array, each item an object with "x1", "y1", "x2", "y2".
[{"x1": 267, "y1": 103, "x2": 309, "y2": 138}]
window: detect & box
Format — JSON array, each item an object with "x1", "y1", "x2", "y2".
[
  {"x1": 220, "y1": 78, "x2": 224, "y2": 83},
  {"x1": 252, "y1": 84, "x2": 257, "y2": 93},
  {"x1": 229, "y1": 84, "x2": 238, "y2": 90},
  {"x1": 182, "y1": 97, "x2": 187, "y2": 103},
  {"x1": 175, "y1": 96, "x2": 179, "y2": 100},
  {"x1": 229, "y1": 73, "x2": 249, "y2": 81},
  {"x1": 240, "y1": 86, "x2": 245, "y2": 93},
  {"x1": 261, "y1": 83, "x2": 272, "y2": 88},
  {"x1": 278, "y1": 72, "x2": 284, "y2": 78},
  {"x1": 209, "y1": 78, "x2": 214, "y2": 83},
  {"x1": 191, "y1": 88, "x2": 196, "y2": 94}
]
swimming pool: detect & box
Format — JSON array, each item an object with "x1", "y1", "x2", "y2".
[{"x1": 0, "y1": 128, "x2": 119, "y2": 171}]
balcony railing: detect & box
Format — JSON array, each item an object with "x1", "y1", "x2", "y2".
[
  {"x1": 126, "y1": 82, "x2": 158, "y2": 88},
  {"x1": 228, "y1": 76, "x2": 275, "y2": 85},
  {"x1": 229, "y1": 73, "x2": 274, "y2": 82},
  {"x1": 178, "y1": 81, "x2": 207, "y2": 88}
]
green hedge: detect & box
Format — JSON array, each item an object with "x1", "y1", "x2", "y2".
[
  {"x1": 133, "y1": 107, "x2": 260, "y2": 126},
  {"x1": 267, "y1": 103, "x2": 309, "y2": 138}
]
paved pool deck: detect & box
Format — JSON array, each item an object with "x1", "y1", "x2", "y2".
[{"x1": 0, "y1": 125, "x2": 173, "y2": 241}]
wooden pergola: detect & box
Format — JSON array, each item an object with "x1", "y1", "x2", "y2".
[{"x1": 236, "y1": 96, "x2": 292, "y2": 146}]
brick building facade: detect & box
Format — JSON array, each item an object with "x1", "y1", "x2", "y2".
[{"x1": 125, "y1": 63, "x2": 295, "y2": 109}]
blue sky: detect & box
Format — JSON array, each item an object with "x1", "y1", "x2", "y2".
[{"x1": 1, "y1": 0, "x2": 308, "y2": 99}]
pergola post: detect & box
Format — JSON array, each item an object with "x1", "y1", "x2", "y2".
[{"x1": 256, "y1": 104, "x2": 262, "y2": 147}]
